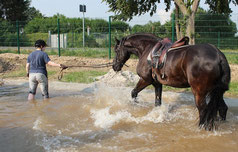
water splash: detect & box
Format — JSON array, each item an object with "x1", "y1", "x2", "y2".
[{"x1": 90, "y1": 103, "x2": 197, "y2": 129}]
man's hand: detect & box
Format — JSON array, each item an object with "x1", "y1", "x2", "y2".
[{"x1": 60, "y1": 64, "x2": 68, "y2": 70}]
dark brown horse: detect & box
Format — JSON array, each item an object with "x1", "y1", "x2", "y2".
[{"x1": 112, "y1": 33, "x2": 231, "y2": 130}]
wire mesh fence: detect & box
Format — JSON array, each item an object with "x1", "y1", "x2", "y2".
[{"x1": 0, "y1": 13, "x2": 237, "y2": 53}]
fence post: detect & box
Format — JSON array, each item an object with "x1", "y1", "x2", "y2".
[
  {"x1": 63, "y1": 33, "x2": 65, "y2": 48},
  {"x1": 218, "y1": 31, "x2": 220, "y2": 49},
  {"x1": 16, "y1": 20, "x2": 20, "y2": 54},
  {"x1": 108, "y1": 16, "x2": 112, "y2": 59},
  {"x1": 57, "y1": 18, "x2": 61, "y2": 57},
  {"x1": 172, "y1": 13, "x2": 175, "y2": 43}
]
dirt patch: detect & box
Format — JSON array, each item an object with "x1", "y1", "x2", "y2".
[
  {"x1": 230, "y1": 65, "x2": 238, "y2": 82},
  {"x1": 0, "y1": 57, "x2": 14, "y2": 73},
  {"x1": 0, "y1": 53, "x2": 27, "y2": 73}
]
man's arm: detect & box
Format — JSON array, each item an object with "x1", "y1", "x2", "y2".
[
  {"x1": 26, "y1": 63, "x2": 30, "y2": 77},
  {"x1": 47, "y1": 61, "x2": 68, "y2": 69},
  {"x1": 47, "y1": 61, "x2": 61, "y2": 67},
  {"x1": 26, "y1": 63, "x2": 30, "y2": 73}
]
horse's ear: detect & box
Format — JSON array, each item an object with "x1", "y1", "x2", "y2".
[{"x1": 115, "y1": 37, "x2": 120, "y2": 45}]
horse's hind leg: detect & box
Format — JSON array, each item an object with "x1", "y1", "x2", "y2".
[
  {"x1": 131, "y1": 78, "x2": 151, "y2": 102},
  {"x1": 218, "y1": 98, "x2": 228, "y2": 121},
  {"x1": 152, "y1": 82, "x2": 162, "y2": 106}
]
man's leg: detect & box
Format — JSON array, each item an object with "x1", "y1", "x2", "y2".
[
  {"x1": 28, "y1": 73, "x2": 38, "y2": 100},
  {"x1": 37, "y1": 73, "x2": 49, "y2": 99},
  {"x1": 28, "y1": 93, "x2": 35, "y2": 100}
]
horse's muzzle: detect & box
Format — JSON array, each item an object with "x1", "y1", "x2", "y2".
[{"x1": 112, "y1": 63, "x2": 122, "y2": 72}]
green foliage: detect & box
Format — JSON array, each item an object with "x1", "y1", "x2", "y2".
[
  {"x1": 0, "y1": 19, "x2": 16, "y2": 46},
  {"x1": 0, "y1": 0, "x2": 42, "y2": 22},
  {"x1": 67, "y1": 33, "x2": 99, "y2": 48},
  {"x1": 26, "y1": 7, "x2": 44, "y2": 21},
  {"x1": 24, "y1": 16, "x2": 59, "y2": 33},
  {"x1": 205, "y1": 0, "x2": 238, "y2": 14},
  {"x1": 194, "y1": 8, "x2": 237, "y2": 47},
  {"x1": 131, "y1": 21, "x2": 169, "y2": 38},
  {"x1": 24, "y1": 15, "x2": 129, "y2": 34},
  {"x1": 102, "y1": 0, "x2": 169, "y2": 21},
  {"x1": 88, "y1": 19, "x2": 108, "y2": 32},
  {"x1": 102, "y1": 0, "x2": 237, "y2": 21},
  {"x1": 0, "y1": 0, "x2": 30, "y2": 21},
  {"x1": 195, "y1": 9, "x2": 237, "y2": 37},
  {"x1": 111, "y1": 20, "x2": 130, "y2": 32},
  {"x1": 23, "y1": 33, "x2": 49, "y2": 46}
]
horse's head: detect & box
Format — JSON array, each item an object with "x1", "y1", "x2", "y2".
[{"x1": 112, "y1": 37, "x2": 131, "y2": 71}]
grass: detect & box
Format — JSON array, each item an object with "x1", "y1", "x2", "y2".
[
  {"x1": 47, "y1": 70, "x2": 57, "y2": 78},
  {"x1": 227, "y1": 82, "x2": 238, "y2": 96},
  {"x1": 2, "y1": 67, "x2": 58, "y2": 78},
  {"x1": 162, "y1": 85, "x2": 191, "y2": 92},
  {"x1": 3, "y1": 66, "x2": 26, "y2": 78},
  {"x1": 0, "y1": 48, "x2": 114, "y2": 58},
  {"x1": 0, "y1": 49, "x2": 31, "y2": 54},
  {"x1": 223, "y1": 52, "x2": 238, "y2": 64},
  {"x1": 46, "y1": 48, "x2": 113, "y2": 58},
  {"x1": 60, "y1": 70, "x2": 107, "y2": 83}
]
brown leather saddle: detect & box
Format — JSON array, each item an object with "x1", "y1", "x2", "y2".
[
  {"x1": 147, "y1": 36, "x2": 189, "y2": 80},
  {"x1": 149, "y1": 36, "x2": 189, "y2": 69}
]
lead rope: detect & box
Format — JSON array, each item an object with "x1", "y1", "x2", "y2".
[{"x1": 58, "y1": 62, "x2": 115, "y2": 80}]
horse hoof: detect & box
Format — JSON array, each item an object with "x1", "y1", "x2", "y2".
[
  {"x1": 134, "y1": 98, "x2": 139, "y2": 103},
  {"x1": 217, "y1": 116, "x2": 226, "y2": 122},
  {"x1": 155, "y1": 101, "x2": 161, "y2": 107},
  {"x1": 155, "y1": 99, "x2": 161, "y2": 107},
  {"x1": 131, "y1": 90, "x2": 138, "y2": 99}
]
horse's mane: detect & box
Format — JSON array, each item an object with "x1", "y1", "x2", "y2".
[
  {"x1": 119, "y1": 33, "x2": 160, "y2": 47},
  {"x1": 126, "y1": 33, "x2": 157, "y2": 39},
  {"x1": 125, "y1": 33, "x2": 160, "y2": 41}
]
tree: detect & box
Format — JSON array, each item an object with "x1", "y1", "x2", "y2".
[
  {"x1": 102, "y1": 0, "x2": 238, "y2": 44},
  {"x1": 131, "y1": 21, "x2": 168, "y2": 37},
  {"x1": 0, "y1": 0, "x2": 30, "y2": 21},
  {"x1": 26, "y1": 7, "x2": 44, "y2": 22},
  {"x1": 0, "y1": 0, "x2": 42, "y2": 22}
]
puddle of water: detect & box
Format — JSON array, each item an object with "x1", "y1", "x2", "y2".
[{"x1": 0, "y1": 81, "x2": 238, "y2": 152}]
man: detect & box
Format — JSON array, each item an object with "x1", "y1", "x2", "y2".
[{"x1": 26, "y1": 39, "x2": 67, "y2": 100}]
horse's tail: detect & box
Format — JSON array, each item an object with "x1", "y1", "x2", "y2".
[
  {"x1": 199, "y1": 88, "x2": 223, "y2": 130},
  {"x1": 218, "y1": 51, "x2": 231, "y2": 91},
  {"x1": 199, "y1": 48, "x2": 231, "y2": 130}
]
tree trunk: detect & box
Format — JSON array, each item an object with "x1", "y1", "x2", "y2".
[
  {"x1": 174, "y1": 0, "x2": 200, "y2": 45},
  {"x1": 175, "y1": 3, "x2": 183, "y2": 40},
  {"x1": 186, "y1": 13, "x2": 195, "y2": 44}
]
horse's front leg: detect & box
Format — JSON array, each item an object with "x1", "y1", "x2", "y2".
[
  {"x1": 131, "y1": 78, "x2": 151, "y2": 103},
  {"x1": 152, "y1": 82, "x2": 163, "y2": 106}
]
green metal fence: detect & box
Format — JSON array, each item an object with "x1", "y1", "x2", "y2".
[{"x1": 0, "y1": 13, "x2": 237, "y2": 58}]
